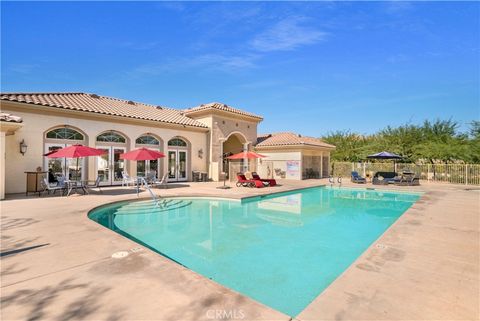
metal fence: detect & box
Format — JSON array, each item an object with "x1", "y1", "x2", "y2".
[{"x1": 332, "y1": 162, "x2": 480, "y2": 185}]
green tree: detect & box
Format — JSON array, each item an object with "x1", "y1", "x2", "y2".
[{"x1": 321, "y1": 118, "x2": 478, "y2": 164}]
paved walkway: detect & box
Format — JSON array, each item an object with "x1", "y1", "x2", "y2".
[{"x1": 1, "y1": 180, "x2": 478, "y2": 320}]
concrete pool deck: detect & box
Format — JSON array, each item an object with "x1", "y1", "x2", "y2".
[{"x1": 1, "y1": 180, "x2": 479, "y2": 320}]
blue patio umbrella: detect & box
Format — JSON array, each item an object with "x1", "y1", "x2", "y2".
[
  {"x1": 367, "y1": 151, "x2": 403, "y2": 159},
  {"x1": 367, "y1": 151, "x2": 403, "y2": 171}
]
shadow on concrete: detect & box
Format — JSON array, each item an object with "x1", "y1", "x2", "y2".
[
  {"x1": 1, "y1": 277, "x2": 124, "y2": 321},
  {"x1": 1, "y1": 263, "x2": 29, "y2": 277},
  {"x1": 1, "y1": 243, "x2": 50, "y2": 258},
  {"x1": 1, "y1": 216, "x2": 39, "y2": 231},
  {"x1": 154, "y1": 183, "x2": 191, "y2": 189},
  {"x1": 95, "y1": 188, "x2": 138, "y2": 196}
]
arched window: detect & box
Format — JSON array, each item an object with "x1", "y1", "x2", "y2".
[
  {"x1": 168, "y1": 138, "x2": 187, "y2": 147},
  {"x1": 46, "y1": 127, "x2": 84, "y2": 140},
  {"x1": 96, "y1": 131, "x2": 126, "y2": 143},
  {"x1": 136, "y1": 135, "x2": 160, "y2": 145}
]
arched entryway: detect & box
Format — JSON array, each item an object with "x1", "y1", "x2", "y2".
[
  {"x1": 95, "y1": 130, "x2": 128, "y2": 185},
  {"x1": 222, "y1": 132, "x2": 248, "y2": 179}
]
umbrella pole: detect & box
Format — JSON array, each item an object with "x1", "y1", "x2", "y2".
[{"x1": 77, "y1": 158, "x2": 79, "y2": 181}]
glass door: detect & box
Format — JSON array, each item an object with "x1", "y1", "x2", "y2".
[
  {"x1": 113, "y1": 148, "x2": 125, "y2": 183},
  {"x1": 45, "y1": 143, "x2": 66, "y2": 182},
  {"x1": 168, "y1": 150, "x2": 188, "y2": 182},
  {"x1": 45, "y1": 143, "x2": 86, "y2": 182},
  {"x1": 96, "y1": 147, "x2": 110, "y2": 185},
  {"x1": 168, "y1": 151, "x2": 177, "y2": 180},
  {"x1": 178, "y1": 151, "x2": 187, "y2": 181},
  {"x1": 137, "y1": 159, "x2": 159, "y2": 178},
  {"x1": 96, "y1": 146, "x2": 126, "y2": 185}
]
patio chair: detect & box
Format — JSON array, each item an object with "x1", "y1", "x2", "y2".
[
  {"x1": 394, "y1": 174, "x2": 420, "y2": 186},
  {"x1": 56, "y1": 176, "x2": 66, "y2": 188},
  {"x1": 41, "y1": 177, "x2": 65, "y2": 195},
  {"x1": 121, "y1": 171, "x2": 136, "y2": 186},
  {"x1": 236, "y1": 173, "x2": 264, "y2": 188},
  {"x1": 252, "y1": 172, "x2": 277, "y2": 186},
  {"x1": 84, "y1": 176, "x2": 102, "y2": 194},
  {"x1": 351, "y1": 171, "x2": 367, "y2": 184},
  {"x1": 145, "y1": 171, "x2": 157, "y2": 184},
  {"x1": 152, "y1": 173, "x2": 169, "y2": 189}
]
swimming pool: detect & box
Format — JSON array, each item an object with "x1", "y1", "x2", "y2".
[{"x1": 88, "y1": 187, "x2": 420, "y2": 316}]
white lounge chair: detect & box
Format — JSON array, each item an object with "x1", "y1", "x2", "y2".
[
  {"x1": 85, "y1": 176, "x2": 102, "y2": 194},
  {"x1": 41, "y1": 177, "x2": 65, "y2": 195},
  {"x1": 122, "y1": 171, "x2": 136, "y2": 186},
  {"x1": 145, "y1": 171, "x2": 157, "y2": 184},
  {"x1": 152, "y1": 173, "x2": 169, "y2": 189}
]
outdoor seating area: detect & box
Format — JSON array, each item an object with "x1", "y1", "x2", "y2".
[
  {"x1": 236, "y1": 172, "x2": 277, "y2": 188},
  {"x1": 372, "y1": 171, "x2": 399, "y2": 185},
  {"x1": 363, "y1": 171, "x2": 421, "y2": 186},
  {"x1": 41, "y1": 176, "x2": 102, "y2": 196}
]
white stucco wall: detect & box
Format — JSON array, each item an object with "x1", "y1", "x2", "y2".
[
  {"x1": 256, "y1": 151, "x2": 303, "y2": 180},
  {"x1": 256, "y1": 149, "x2": 332, "y2": 180},
  {"x1": 2, "y1": 105, "x2": 208, "y2": 194}
]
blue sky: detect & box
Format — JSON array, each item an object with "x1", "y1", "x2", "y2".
[{"x1": 2, "y1": 1, "x2": 479, "y2": 136}]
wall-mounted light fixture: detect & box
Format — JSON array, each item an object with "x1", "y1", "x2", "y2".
[
  {"x1": 19, "y1": 139, "x2": 28, "y2": 155},
  {"x1": 198, "y1": 148, "x2": 203, "y2": 159}
]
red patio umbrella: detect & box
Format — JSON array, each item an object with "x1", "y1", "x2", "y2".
[
  {"x1": 226, "y1": 151, "x2": 266, "y2": 160},
  {"x1": 47, "y1": 144, "x2": 107, "y2": 158},
  {"x1": 119, "y1": 147, "x2": 165, "y2": 161},
  {"x1": 46, "y1": 144, "x2": 106, "y2": 180},
  {"x1": 226, "y1": 151, "x2": 266, "y2": 177}
]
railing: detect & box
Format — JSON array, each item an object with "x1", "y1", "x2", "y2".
[
  {"x1": 137, "y1": 177, "x2": 164, "y2": 207},
  {"x1": 331, "y1": 162, "x2": 480, "y2": 185}
]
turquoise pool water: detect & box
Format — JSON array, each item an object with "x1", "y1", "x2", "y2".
[{"x1": 88, "y1": 187, "x2": 420, "y2": 316}]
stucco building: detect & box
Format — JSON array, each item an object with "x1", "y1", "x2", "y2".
[{"x1": 0, "y1": 92, "x2": 334, "y2": 199}]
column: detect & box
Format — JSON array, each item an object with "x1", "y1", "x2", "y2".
[
  {"x1": 243, "y1": 142, "x2": 249, "y2": 173},
  {"x1": 88, "y1": 135, "x2": 96, "y2": 181},
  {"x1": 0, "y1": 132, "x2": 5, "y2": 200},
  {"x1": 319, "y1": 151, "x2": 323, "y2": 178},
  {"x1": 213, "y1": 138, "x2": 225, "y2": 182}
]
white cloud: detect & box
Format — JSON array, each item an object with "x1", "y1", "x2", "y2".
[
  {"x1": 251, "y1": 17, "x2": 327, "y2": 52},
  {"x1": 128, "y1": 53, "x2": 259, "y2": 77},
  {"x1": 387, "y1": 54, "x2": 409, "y2": 63},
  {"x1": 9, "y1": 64, "x2": 39, "y2": 74},
  {"x1": 385, "y1": 1, "x2": 413, "y2": 14}
]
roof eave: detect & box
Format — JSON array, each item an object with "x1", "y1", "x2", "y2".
[
  {"x1": 255, "y1": 144, "x2": 335, "y2": 150},
  {"x1": 184, "y1": 107, "x2": 263, "y2": 122},
  {"x1": 0, "y1": 100, "x2": 210, "y2": 131}
]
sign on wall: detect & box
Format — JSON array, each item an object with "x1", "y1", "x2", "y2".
[{"x1": 286, "y1": 160, "x2": 300, "y2": 178}]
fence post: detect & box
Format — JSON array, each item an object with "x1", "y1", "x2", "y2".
[
  {"x1": 465, "y1": 164, "x2": 468, "y2": 185},
  {"x1": 427, "y1": 164, "x2": 431, "y2": 181}
]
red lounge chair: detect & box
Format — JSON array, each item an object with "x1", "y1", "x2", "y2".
[
  {"x1": 236, "y1": 173, "x2": 264, "y2": 188},
  {"x1": 252, "y1": 172, "x2": 277, "y2": 187}
]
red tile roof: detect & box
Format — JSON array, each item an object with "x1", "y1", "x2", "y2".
[
  {"x1": 183, "y1": 102, "x2": 263, "y2": 120},
  {"x1": 0, "y1": 92, "x2": 208, "y2": 128},
  {"x1": 256, "y1": 132, "x2": 335, "y2": 149}
]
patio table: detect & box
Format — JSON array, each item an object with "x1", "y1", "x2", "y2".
[{"x1": 64, "y1": 180, "x2": 87, "y2": 196}]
